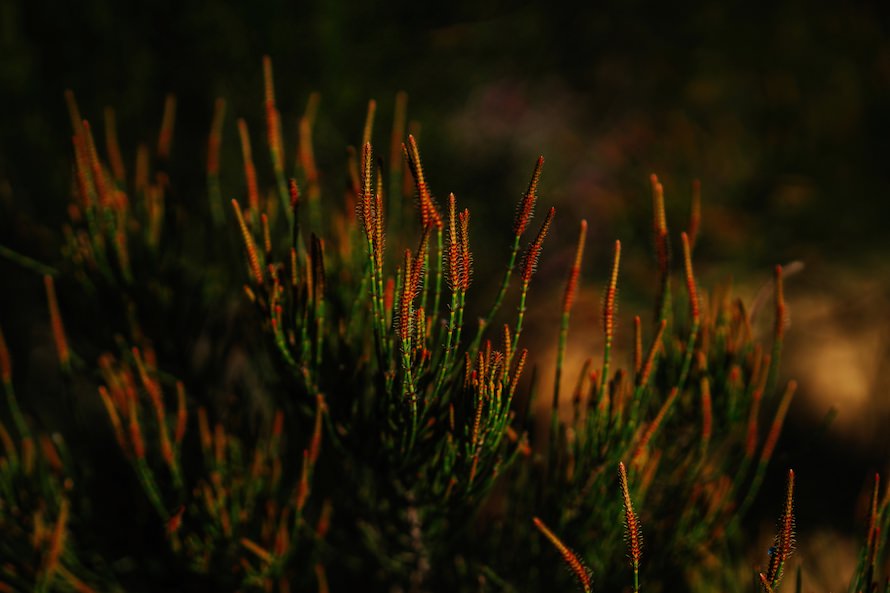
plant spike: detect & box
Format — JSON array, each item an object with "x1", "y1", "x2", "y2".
[
  {"x1": 688, "y1": 179, "x2": 701, "y2": 250},
  {"x1": 262, "y1": 56, "x2": 290, "y2": 217},
  {"x1": 513, "y1": 207, "x2": 555, "y2": 355},
  {"x1": 650, "y1": 174, "x2": 671, "y2": 327},
  {"x1": 103, "y1": 106, "x2": 126, "y2": 183},
  {"x1": 237, "y1": 118, "x2": 261, "y2": 214},
  {"x1": 764, "y1": 469, "x2": 796, "y2": 590},
  {"x1": 231, "y1": 199, "x2": 264, "y2": 285},
  {"x1": 600, "y1": 239, "x2": 621, "y2": 397},
  {"x1": 533, "y1": 517, "x2": 593, "y2": 593},
  {"x1": 475, "y1": 156, "x2": 544, "y2": 350},
  {"x1": 157, "y1": 93, "x2": 176, "y2": 160},
  {"x1": 44, "y1": 275, "x2": 71, "y2": 371},
  {"x1": 740, "y1": 381, "x2": 797, "y2": 518},
  {"x1": 677, "y1": 231, "x2": 700, "y2": 389},
  {"x1": 553, "y1": 219, "x2": 587, "y2": 423},
  {"x1": 619, "y1": 462, "x2": 643, "y2": 593}
]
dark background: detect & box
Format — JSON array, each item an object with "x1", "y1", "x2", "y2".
[{"x1": 1, "y1": 0, "x2": 889, "y2": 587}]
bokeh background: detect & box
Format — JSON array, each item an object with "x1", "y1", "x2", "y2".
[{"x1": 2, "y1": 0, "x2": 889, "y2": 588}]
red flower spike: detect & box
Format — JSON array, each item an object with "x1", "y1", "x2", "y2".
[
  {"x1": 299, "y1": 115, "x2": 319, "y2": 187},
  {"x1": 513, "y1": 156, "x2": 544, "y2": 237},
  {"x1": 766, "y1": 469, "x2": 796, "y2": 588},
  {"x1": 261, "y1": 214, "x2": 272, "y2": 256},
  {"x1": 44, "y1": 499, "x2": 69, "y2": 578},
  {"x1": 384, "y1": 277, "x2": 395, "y2": 320},
  {"x1": 563, "y1": 220, "x2": 587, "y2": 316},
  {"x1": 398, "y1": 249, "x2": 415, "y2": 343},
  {"x1": 297, "y1": 449, "x2": 311, "y2": 512},
  {"x1": 603, "y1": 240, "x2": 621, "y2": 343},
  {"x1": 700, "y1": 376, "x2": 713, "y2": 448},
  {"x1": 403, "y1": 135, "x2": 442, "y2": 229},
  {"x1": 175, "y1": 381, "x2": 187, "y2": 446},
  {"x1": 458, "y1": 208, "x2": 472, "y2": 291},
  {"x1": 237, "y1": 119, "x2": 260, "y2": 212},
  {"x1": 82, "y1": 121, "x2": 110, "y2": 208},
  {"x1": 262, "y1": 56, "x2": 284, "y2": 173},
  {"x1": 509, "y1": 349, "x2": 528, "y2": 397},
  {"x1": 128, "y1": 398, "x2": 145, "y2": 460},
  {"x1": 446, "y1": 194, "x2": 461, "y2": 290},
  {"x1": 619, "y1": 462, "x2": 643, "y2": 587},
  {"x1": 157, "y1": 94, "x2": 176, "y2": 160},
  {"x1": 309, "y1": 394, "x2": 325, "y2": 464},
  {"x1": 98, "y1": 386, "x2": 127, "y2": 452},
  {"x1": 231, "y1": 199, "x2": 264, "y2": 285},
  {"x1": 520, "y1": 207, "x2": 555, "y2": 284},
  {"x1": 207, "y1": 98, "x2": 226, "y2": 176},
  {"x1": 689, "y1": 179, "x2": 701, "y2": 250},
  {"x1": 289, "y1": 178, "x2": 300, "y2": 211},
  {"x1": 44, "y1": 275, "x2": 70, "y2": 369},
  {"x1": 532, "y1": 517, "x2": 593, "y2": 593},
  {"x1": 681, "y1": 232, "x2": 700, "y2": 323},
  {"x1": 104, "y1": 107, "x2": 126, "y2": 183},
  {"x1": 651, "y1": 174, "x2": 669, "y2": 273}
]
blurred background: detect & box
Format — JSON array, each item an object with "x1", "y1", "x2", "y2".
[{"x1": 1, "y1": 0, "x2": 889, "y2": 588}]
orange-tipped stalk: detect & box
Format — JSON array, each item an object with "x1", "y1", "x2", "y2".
[
  {"x1": 552, "y1": 220, "x2": 586, "y2": 456},
  {"x1": 44, "y1": 276, "x2": 70, "y2": 371},
  {"x1": 600, "y1": 240, "x2": 621, "y2": 396},
  {"x1": 237, "y1": 119, "x2": 260, "y2": 214},
  {"x1": 298, "y1": 99, "x2": 322, "y2": 228},
  {"x1": 532, "y1": 517, "x2": 592, "y2": 593},
  {"x1": 403, "y1": 135, "x2": 442, "y2": 231},
  {"x1": 103, "y1": 107, "x2": 126, "y2": 184},
  {"x1": 478, "y1": 156, "x2": 544, "y2": 343},
  {"x1": 554, "y1": 220, "x2": 587, "y2": 408},
  {"x1": 632, "y1": 387, "x2": 680, "y2": 464},
  {"x1": 174, "y1": 381, "x2": 187, "y2": 446},
  {"x1": 678, "y1": 232, "x2": 700, "y2": 389},
  {"x1": 44, "y1": 499, "x2": 69, "y2": 580},
  {"x1": 700, "y1": 376, "x2": 712, "y2": 456},
  {"x1": 157, "y1": 94, "x2": 176, "y2": 160},
  {"x1": 741, "y1": 381, "x2": 797, "y2": 517},
  {"x1": 262, "y1": 56, "x2": 290, "y2": 215},
  {"x1": 689, "y1": 179, "x2": 701, "y2": 250},
  {"x1": 98, "y1": 386, "x2": 127, "y2": 453},
  {"x1": 232, "y1": 199, "x2": 264, "y2": 285},
  {"x1": 619, "y1": 462, "x2": 643, "y2": 593},
  {"x1": 513, "y1": 207, "x2": 554, "y2": 353},
  {"x1": 765, "y1": 469, "x2": 796, "y2": 590},
  {"x1": 651, "y1": 174, "x2": 671, "y2": 325}
]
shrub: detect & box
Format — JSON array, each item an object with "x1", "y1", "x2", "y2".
[{"x1": 0, "y1": 57, "x2": 887, "y2": 593}]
